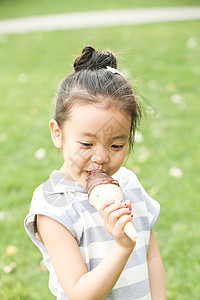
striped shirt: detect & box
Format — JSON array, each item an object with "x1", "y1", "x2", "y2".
[{"x1": 24, "y1": 167, "x2": 160, "y2": 300}]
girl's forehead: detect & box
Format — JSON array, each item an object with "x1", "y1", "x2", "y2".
[
  {"x1": 71, "y1": 104, "x2": 128, "y2": 119},
  {"x1": 69, "y1": 104, "x2": 131, "y2": 137}
]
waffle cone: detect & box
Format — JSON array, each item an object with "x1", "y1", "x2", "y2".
[{"x1": 87, "y1": 175, "x2": 138, "y2": 241}]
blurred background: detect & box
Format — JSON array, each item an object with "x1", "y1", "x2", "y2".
[{"x1": 0, "y1": 1, "x2": 200, "y2": 299}]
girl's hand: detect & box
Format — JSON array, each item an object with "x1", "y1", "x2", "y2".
[{"x1": 98, "y1": 199, "x2": 136, "y2": 250}]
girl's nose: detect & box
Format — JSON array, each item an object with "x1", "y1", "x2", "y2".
[{"x1": 91, "y1": 147, "x2": 110, "y2": 165}]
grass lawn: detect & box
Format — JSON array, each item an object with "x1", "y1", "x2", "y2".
[
  {"x1": 0, "y1": 0, "x2": 200, "y2": 19},
  {"x1": 0, "y1": 20, "x2": 200, "y2": 299}
]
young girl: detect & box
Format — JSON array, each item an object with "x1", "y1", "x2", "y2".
[{"x1": 25, "y1": 46, "x2": 166, "y2": 300}]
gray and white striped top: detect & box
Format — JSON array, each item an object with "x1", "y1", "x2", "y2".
[{"x1": 24, "y1": 167, "x2": 160, "y2": 300}]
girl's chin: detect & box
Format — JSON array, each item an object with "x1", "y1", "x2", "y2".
[{"x1": 70, "y1": 172, "x2": 86, "y2": 188}]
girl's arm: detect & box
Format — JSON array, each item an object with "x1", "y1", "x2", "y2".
[
  {"x1": 147, "y1": 230, "x2": 166, "y2": 300},
  {"x1": 37, "y1": 201, "x2": 135, "y2": 300}
]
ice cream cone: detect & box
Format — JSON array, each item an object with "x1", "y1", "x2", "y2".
[{"x1": 86, "y1": 169, "x2": 138, "y2": 241}]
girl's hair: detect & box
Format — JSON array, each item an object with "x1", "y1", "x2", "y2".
[{"x1": 54, "y1": 46, "x2": 142, "y2": 152}]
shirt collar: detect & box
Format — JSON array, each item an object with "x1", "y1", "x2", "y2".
[{"x1": 49, "y1": 170, "x2": 88, "y2": 194}]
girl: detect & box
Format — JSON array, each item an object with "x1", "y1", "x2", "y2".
[{"x1": 25, "y1": 46, "x2": 166, "y2": 299}]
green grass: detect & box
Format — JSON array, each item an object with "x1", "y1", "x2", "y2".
[
  {"x1": 0, "y1": 20, "x2": 200, "y2": 299},
  {"x1": 0, "y1": 0, "x2": 200, "y2": 19}
]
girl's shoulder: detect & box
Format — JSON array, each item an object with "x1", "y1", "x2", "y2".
[
  {"x1": 25, "y1": 170, "x2": 88, "y2": 236},
  {"x1": 24, "y1": 170, "x2": 87, "y2": 251},
  {"x1": 30, "y1": 169, "x2": 88, "y2": 211}
]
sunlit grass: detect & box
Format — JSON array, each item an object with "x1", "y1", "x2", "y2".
[
  {"x1": 0, "y1": 0, "x2": 199, "y2": 19},
  {"x1": 0, "y1": 20, "x2": 200, "y2": 299}
]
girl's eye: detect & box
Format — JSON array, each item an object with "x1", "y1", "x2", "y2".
[
  {"x1": 80, "y1": 142, "x2": 93, "y2": 147},
  {"x1": 111, "y1": 144, "x2": 124, "y2": 149}
]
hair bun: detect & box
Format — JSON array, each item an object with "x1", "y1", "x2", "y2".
[{"x1": 73, "y1": 45, "x2": 117, "y2": 72}]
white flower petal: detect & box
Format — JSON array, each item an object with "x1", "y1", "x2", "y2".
[
  {"x1": 171, "y1": 94, "x2": 183, "y2": 104},
  {"x1": 18, "y1": 73, "x2": 28, "y2": 82},
  {"x1": 4, "y1": 262, "x2": 16, "y2": 274},
  {"x1": 135, "y1": 131, "x2": 144, "y2": 143},
  {"x1": 0, "y1": 211, "x2": 6, "y2": 221},
  {"x1": 35, "y1": 148, "x2": 46, "y2": 160},
  {"x1": 186, "y1": 37, "x2": 197, "y2": 48},
  {"x1": 169, "y1": 167, "x2": 183, "y2": 178}
]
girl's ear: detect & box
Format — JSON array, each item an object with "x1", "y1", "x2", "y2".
[{"x1": 49, "y1": 119, "x2": 62, "y2": 148}]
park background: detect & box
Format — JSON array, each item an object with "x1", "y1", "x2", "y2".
[{"x1": 0, "y1": 0, "x2": 199, "y2": 299}]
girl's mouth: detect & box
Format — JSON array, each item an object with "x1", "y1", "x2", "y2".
[
  {"x1": 86, "y1": 171, "x2": 91, "y2": 177},
  {"x1": 86, "y1": 169, "x2": 106, "y2": 177}
]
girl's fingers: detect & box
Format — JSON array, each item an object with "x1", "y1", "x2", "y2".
[
  {"x1": 98, "y1": 199, "x2": 116, "y2": 223},
  {"x1": 113, "y1": 214, "x2": 134, "y2": 236},
  {"x1": 98, "y1": 200, "x2": 133, "y2": 233},
  {"x1": 100, "y1": 199, "x2": 132, "y2": 214},
  {"x1": 99, "y1": 202, "x2": 131, "y2": 228},
  {"x1": 108, "y1": 207, "x2": 131, "y2": 227},
  {"x1": 99, "y1": 201, "x2": 124, "y2": 219},
  {"x1": 98, "y1": 199, "x2": 135, "y2": 248},
  {"x1": 124, "y1": 199, "x2": 132, "y2": 211},
  {"x1": 100, "y1": 199, "x2": 115, "y2": 210}
]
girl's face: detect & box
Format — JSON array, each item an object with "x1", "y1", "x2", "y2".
[{"x1": 50, "y1": 104, "x2": 131, "y2": 188}]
